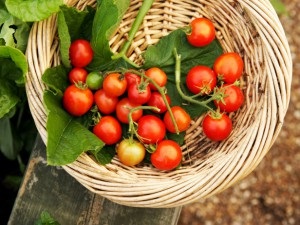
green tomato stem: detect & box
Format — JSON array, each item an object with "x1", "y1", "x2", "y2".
[
  {"x1": 125, "y1": 68, "x2": 180, "y2": 134},
  {"x1": 111, "y1": 0, "x2": 155, "y2": 65},
  {"x1": 173, "y1": 48, "x2": 214, "y2": 112},
  {"x1": 128, "y1": 105, "x2": 160, "y2": 141}
]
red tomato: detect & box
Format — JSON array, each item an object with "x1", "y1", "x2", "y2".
[
  {"x1": 213, "y1": 52, "x2": 244, "y2": 84},
  {"x1": 103, "y1": 73, "x2": 127, "y2": 97},
  {"x1": 147, "y1": 92, "x2": 171, "y2": 114},
  {"x1": 127, "y1": 82, "x2": 151, "y2": 105},
  {"x1": 62, "y1": 84, "x2": 93, "y2": 117},
  {"x1": 137, "y1": 115, "x2": 166, "y2": 144},
  {"x1": 150, "y1": 140, "x2": 182, "y2": 171},
  {"x1": 116, "y1": 98, "x2": 143, "y2": 124},
  {"x1": 214, "y1": 84, "x2": 244, "y2": 112},
  {"x1": 69, "y1": 39, "x2": 93, "y2": 68},
  {"x1": 116, "y1": 139, "x2": 146, "y2": 166},
  {"x1": 186, "y1": 65, "x2": 217, "y2": 95},
  {"x1": 125, "y1": 72, "x2": 141, "y2": 87},
  {"x1": 163, "y1": 106, "x2": 191, "y2": 133},
  {"x1": 202, "y1": 113, "x2": 232, "y2": 141},
  {"x1": 68, "y1": 67, "x2": 88, "y2": 84},
  {"x1": 94, "y1": 89, "x2": 118, "y2": 115},
  {"x1": 187, "y1": 17, "x2": 216, "y2": 47},
  {"x1": 145, "y1": 67, "x2": 167, "y2": 90},
  {"x1": 93, "y1": 116, "x2": 122, "y2": 145}
]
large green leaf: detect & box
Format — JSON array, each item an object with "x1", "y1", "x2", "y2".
[
  {"x1": 0, "y1": 46, "x2": 27, "y2": 85},
  {"x1": 0, "y1": 47, "x2": 27, "y2": 118},
  {"x1": 5, "y1": 0, "x2": 63, "y2": 22},
  {"x1": 87, "y1": 0, "x2": 130, "y2": 71},
  {"x1": 0, "y1": 79, "x2": 19, "y2": 119},
  {"x1": 57, "y1": 5, "x2": 94, "y2": 68},
  {"x1": 43, "y1": 91, "x2": 105, "y2": 166},
  {"x1": 42, "y1": 65, "x2": 69, "y2": 95},
  {"x1": 143, "y1": 29, "x2": 223, "y2": 76},
  {"x1": 0, "y1": 1, "x2": 31, "y2": 51}
]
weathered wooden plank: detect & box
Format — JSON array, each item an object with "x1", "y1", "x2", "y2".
[{"x1": 8, "y1": 136, "x2": 181, "y2": 225}]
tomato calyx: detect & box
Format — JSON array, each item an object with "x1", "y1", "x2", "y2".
[
  {"x1": 212, "y1": 81, "x2": 241, "y2": 104},
  {"x1": 206, "y1": 108, "x2": 223, "y2": 120},
  {"x1": 74, "y1": 80, "x2": 89, "y2": 90},
  {"x1": 90, "y1": 106, "x2": 102, "y2": 126}
]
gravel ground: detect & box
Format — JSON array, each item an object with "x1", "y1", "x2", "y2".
[{"x1": 178, "y1": 1, "x2": 300, "y2": 225}]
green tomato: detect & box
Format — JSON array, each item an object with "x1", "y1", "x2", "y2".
[{"x1": 86, "y1": 71, "x2": 103, "y2": 90}]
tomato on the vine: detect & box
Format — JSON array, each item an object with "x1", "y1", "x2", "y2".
[
  {"x1": 186, "y1": 65, "x2": 217, "y2": 95},
  {"x1": 145, "y1": 67, "x2": 167, "y2": 90},
  {"x1": 86, "y1": 71, "x2": 103, "y2": 91},
  {"x1": 202, "y1": 113, "x2": 232, "y2": 141},
  {"x1": 147, "y1": 92, "x2": 171, "y2": 114},
  {"x1": 127, "y1": 82, "x2": 151, "y2": 105},
  {"x1": 116, "y1": 98, "x2": 143, "y2": 124},
  {"x1": 103, "y1": 73, "x2": 127, "y2": 97},
  {"x1": 137, "y1": 115, "x2": 166, "y2": 144},
  {"x1": 68, "y1": 67, "x2": 88, "y2": 84},
  {"x1": 213, "y1": 52, "x2": 244, "y2": 84},
  {"x1": 93, "y1": 116, "x2": 122, "y2": 145},
  {"x1": 116, "y1": 139, "x2": 146, "y2": 166},
  {"x1": 62, "y1": 84, "x2": 93, "y2": 117},
  {"x1": 69, "y1": 39, "x2": 93, "y2": 68},
  {"x1": 214, "y1": 84, "x2": 244, "y2": 112},
  {"x1": 150, "y1": 140, "x2": 182, "y2": 171},
  {"x1": 163, "y1": 106, "x2": 191, "y2": 133},
  {"x1": 94, "y1": 89, "x2": 118, "y2": 115},
  {"x1": 186, "y1": 17, "x2": 215, "y2": 47}
]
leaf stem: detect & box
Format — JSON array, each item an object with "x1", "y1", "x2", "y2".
[{"x1": 112, "y1": 0, "x2": 155, "y2": 64}]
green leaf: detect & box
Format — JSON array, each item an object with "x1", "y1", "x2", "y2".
[
  {"x1": 35, "y1": 211, "x2": 60, "y2": 225},
  {"x1": 0, "y1": 46, "x2": 28, "y2": 85},
  {"x1": 88, "y1": 0, "x2": 130, "y2": 71},
  {"x1": 270, "y1": 0, "x2": 287, "y2": 15},
  {"x1": 5, "y1": 0, "x2": 64, "y2": 22},
  {"x1": 0, "y1": 117, "x2": 15, "y2": 160},
  {"x1": 42, "y1": 65, "x2": 68, "y2": 95},
  {"x1": 13, "y1": 19, "x2": 31, "y2": 53},
  {"x1": 43, "y1": 91, "x2": 105, "y2": 166},
  {"x1": 90, "y1": 145, "x2": 115, "y2": 165},
  {"x1": 57, "y1": 5, "x2": 93, "y2": 68},
  {"x1": 143, "y1": 29, "x2": 223, "y2": 76},
  {"x1": 0, "y1": 1, "x2": 10, "y2": 24},
  {"x1": 167, "y1": 132, "x2": 185, "y2": 146},
  {"x1": 0, "y1": 79, "x2": 19, "y2": 119},
  {"x1": 0, "y1": 3, "x2": 31, "y2": 52},
  {"x1": 0, "y1": 53, "x2": 26, "y2": 118}
]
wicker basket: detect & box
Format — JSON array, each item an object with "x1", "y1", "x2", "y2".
[{"x1": 25, "y1": 0, "x2": 292, "y2": 208}]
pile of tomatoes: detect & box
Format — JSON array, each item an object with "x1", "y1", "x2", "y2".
[
  {"x1": 62, "y1": 17, "x2": 245, "y2": 170},
  {"x1": 185, "y1": 17, "x2": 244, "y2": 142},
  {"x1": 63, "y1": 39, "x2": 191, "y2": 170}
]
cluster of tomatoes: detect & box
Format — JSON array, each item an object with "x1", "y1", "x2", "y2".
[
  {"x1": 62, "y1": 16, "x2": 245, "y2": 170},
  {"x1": 63, "y1": 39, "x2": 192, "y2": 171},
  {"x1": 185, "y1": 17, "x2": 244, "y2": 142}
]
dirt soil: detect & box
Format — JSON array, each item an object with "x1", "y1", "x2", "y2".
[{"x1": 178, "y1": 1, "x2": 300, "y2": 225}]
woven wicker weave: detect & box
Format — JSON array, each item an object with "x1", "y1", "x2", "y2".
[{"x1": 25, "y1": 0, "x2": 292, "y2": 208}]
